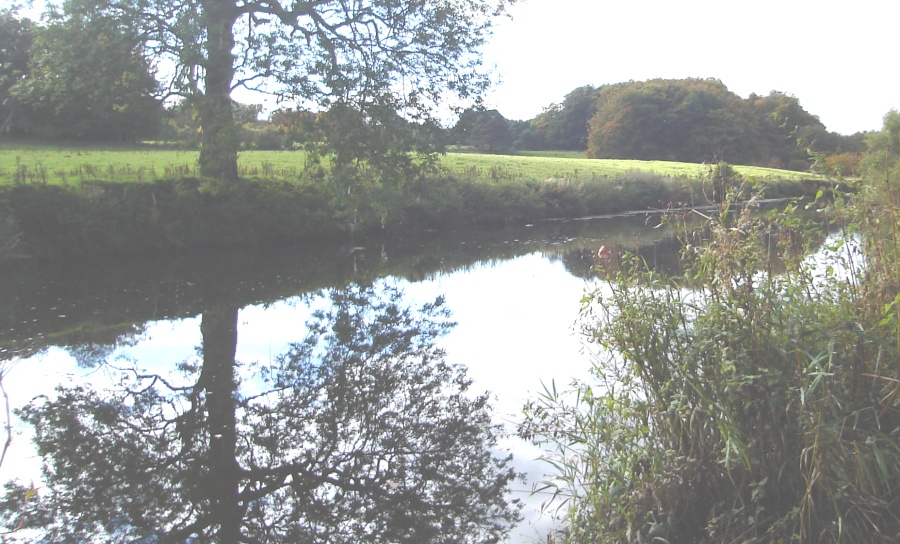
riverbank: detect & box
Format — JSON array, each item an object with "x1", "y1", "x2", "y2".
[{"x1": 0, "y1": 149, "x2": 828, "y2": 262}]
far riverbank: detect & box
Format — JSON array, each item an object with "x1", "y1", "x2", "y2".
[{"x1": 0, "y1": 150, "x2": 828, "y2": 262}]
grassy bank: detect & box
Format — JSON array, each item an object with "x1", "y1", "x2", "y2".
[{"x1": 0, "y1": 143, "x2": 827, "y2": 261}]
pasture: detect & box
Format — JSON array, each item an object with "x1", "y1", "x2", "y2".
[{"x1": 0, "y1": 142, "x2": 812, "y2": 185}]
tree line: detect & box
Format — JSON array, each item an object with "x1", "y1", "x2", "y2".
[{"x1": 454, "y1": 78, "x2": 867, "y2": 173}]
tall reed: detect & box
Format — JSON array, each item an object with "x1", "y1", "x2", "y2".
[{"x1": 522, "y1": 155, "x2": 900, "y2": 542}]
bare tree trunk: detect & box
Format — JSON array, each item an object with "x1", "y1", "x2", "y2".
[{"x1": 199, "y1": 0, "x2": 239, "y2": 181}]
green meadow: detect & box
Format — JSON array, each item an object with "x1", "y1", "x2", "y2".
[
  {"x1": 0, "y1": 143, "x2": 812, "y2": 185},
  {"x1": 439, "y1": 151, "x2": 812, "y2": 183}
]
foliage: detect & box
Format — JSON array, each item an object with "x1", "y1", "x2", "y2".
[
  {"x1": 0, "y1": 284, "x2": 520, "y2": 541},
  {"x1": 1, "y1": 177, "x2": 342, "y2": 259},
  {"x1": 522, "y1": 85, "x2": 598, "y2": 151},
  {"x1": 8, "y1": 2, "x2": 161, "y2": 141},
  {"x1": 0, "y1": 9, "x2": 35, "y2": 135},
  {"x1": 584, "y1": 79, "x2": 863, "y2": 171},
  {"x1": 268, "y1": 107, "x2": 319, "y2": 148},
  {"x1": 862, "y1": 110, "x2": 900, "y2": 182},
  {"x1": 163, "y1": 99, "x2": 291, "y2": 151},
  {"x1": 86, "y1": 0, "x2": 515, "y2": 180},
  {"x1": 522, "y1": 119, "x2": 900, "y2": 542},
  {"x1": 309, "y1": 101, "x2": 446, "y2": 191},
  {"x1": 453, "y1": 107, "x2": 515, "y2": 153},
  {"x1": 823, "y1": 151, "x2": 863, "y2": 178}
]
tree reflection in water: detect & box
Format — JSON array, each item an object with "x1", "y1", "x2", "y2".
[{"x1": 3, "y1": 285, "x2": 520, "y2": 543}]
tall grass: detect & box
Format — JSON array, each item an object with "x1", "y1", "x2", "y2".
[{"x1": 522, "y1": 162, "x2": 900, "y2": 542}]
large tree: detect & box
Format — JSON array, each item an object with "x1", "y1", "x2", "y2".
[
  {"x1": 587, "y1": 78, "x2": 761, "y2": 164},
  {"x1": 3, "y1": 284, "x2": 519, "y2": 542},
  {"x1": 84, "y1": 0, "x2": 515, "y2": 180}
]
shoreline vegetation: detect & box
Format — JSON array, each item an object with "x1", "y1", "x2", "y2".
[
  {"x1": 0, "y1": 145, "x2": 828, "y2": 262},
  {"x1": 523, "y1": 155, "x2": 900, "y2": 542}
]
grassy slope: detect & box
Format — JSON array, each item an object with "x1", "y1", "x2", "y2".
[{"x1": 0, "y1": 143, "x2": 813, "y2": 185}]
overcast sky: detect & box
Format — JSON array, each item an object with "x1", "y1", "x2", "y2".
[{"x1": 480, "y1": 0, "x2": 898, "y2": 135}]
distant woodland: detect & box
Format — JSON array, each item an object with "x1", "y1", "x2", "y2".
[{"x1": 455, "y1": 78, "x2": 867, "y2": 173}]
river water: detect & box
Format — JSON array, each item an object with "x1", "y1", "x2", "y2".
[{"x1": 0, "y1": 214, "x2": 700, "y2": 542}]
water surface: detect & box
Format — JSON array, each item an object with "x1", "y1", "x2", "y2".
[{"x1": 0, "y1": 214, "x2": 688, "y2": 542}]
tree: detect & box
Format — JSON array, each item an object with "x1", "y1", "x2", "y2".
[
  {"x1": 0, "y1": 9, "x2": 35, "y2": 134},
  {"x1": 9, "y1": 3, "x2": 161, "y2": 141},
  {"x1": 454, "y1": 107, "x2": 513, "y2": 153},
  {"x1": 862, "y1": 109, "x2": 900, "y2": 199},
  {"x1": 3, "y1": 284, "x2": 520, "y2": 542},
  {"x1": 269, "y1": 106, "x2": 320, "y2": 147},
  {"x1": 529, "y1": 85, "x2": 597, "y2": 151},
  {"x1": 83, "y1": 0, "x2": 514, "y2": 180},
  {"x1": 748, "y1": 91, "x2": 827, "y2": 170},
  {"x1": 586, "y1": 79, "x2": 758, "y2": 164}
]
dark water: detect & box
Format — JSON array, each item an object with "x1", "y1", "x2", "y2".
[{"x1": 0, "y1": 214, "x2": 695, "y2": 542}]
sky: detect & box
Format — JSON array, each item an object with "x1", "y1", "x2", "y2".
[{"x1": 479, "y1": 0, "x2": 899, "y2": 135}]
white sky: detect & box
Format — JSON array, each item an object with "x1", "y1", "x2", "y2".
[{"x1": 480, "y1": 0, "x2": 899, "y2": 135}]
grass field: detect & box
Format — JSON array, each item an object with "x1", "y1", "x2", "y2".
[
  {"x1": 439, "y1": 152, "x2": 812, "y2": 183},
  {"x1": 0, "y1": 142, "x2": 813, "y2": 185}
]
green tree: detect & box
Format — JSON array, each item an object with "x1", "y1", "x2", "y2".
[
  {"x1": 863, "y1": 110, "x2": 900, "y2": 166},
  {"x1": 749, "y1": 91, "x2": 826, "y2": 170},
  {"x1": 269, "y1": 106, "x2": 319, "y2": 147},
  {"x1": 582, "y1": 79, "x2": 859, "y2": 171},
  {"x1": 587, "y1": 79, "x2": 758, "y2": 164},
  {"x1": 530, "y1": 85, "x2": 597, "y2": 151},
  {"x1": 85, "y1": 0, "x2": 514, "y2": 180},
  {"x1": 163, "y1": 99, "x2": 273, "y2": 149},
  {"x1": 161, "y1": 98, "x2": 204, "y2": 148},
  {"x1": 0, "y1": 9, "x2": 35, "y2": 134},
  {"x1": 454, "y1": 107, "x2": 514, "y2": 153},
  {"x1": 9, "y1": 3, "x2": 161, "y2": 141}
]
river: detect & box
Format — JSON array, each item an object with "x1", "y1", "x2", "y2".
[{"x1": 0, "y1": 213, "x2": 703, "y2": 542}]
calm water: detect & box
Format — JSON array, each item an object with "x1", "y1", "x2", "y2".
[{"x1": 0, "y1": 214, "x2": 697, "y2": 542}]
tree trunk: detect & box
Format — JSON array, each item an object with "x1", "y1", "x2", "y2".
[
  {"x1": 199, "y1": 0, "x2": 239, "y2": 181},
  {"x1": 200, "y1": 306, "x2": 242, "y2": 543}
]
